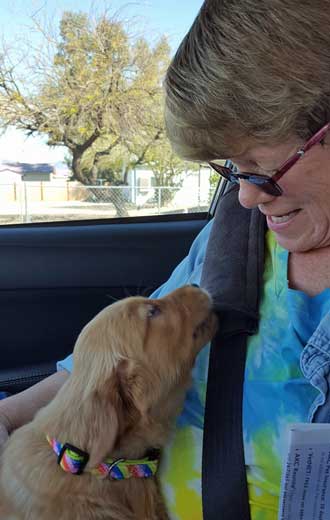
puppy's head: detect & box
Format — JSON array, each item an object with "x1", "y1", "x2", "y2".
[{"x1": 73, "y1": 285, "x2": 217, "y2": 464}]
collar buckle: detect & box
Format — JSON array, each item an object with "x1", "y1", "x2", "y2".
[{"x1": 57, "y1": 443, "x2": 90, "y2": 475}]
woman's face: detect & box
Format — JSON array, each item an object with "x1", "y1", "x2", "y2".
[{"x1": 231, "y1": 135, "x2": 330, "y2": 253}]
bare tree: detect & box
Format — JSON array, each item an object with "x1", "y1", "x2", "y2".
[{"x1": 0, "y1": 9, "x2": 171, "y2": 185}]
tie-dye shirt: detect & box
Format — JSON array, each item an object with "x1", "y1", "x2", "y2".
[
  {"x1": 58, "y1": 222, "x2": 330, "y2": 519},
  {"x1": 158, "y1": 231, "x2": 330, "y2": 519}
]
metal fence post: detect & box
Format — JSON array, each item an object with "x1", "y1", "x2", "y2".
[
  {"x1": 158, "y1": 187, "x2": 161, "y2": 214},
  {"x1": 23, "y1": 182, "x2": 29, "y2": 223}
]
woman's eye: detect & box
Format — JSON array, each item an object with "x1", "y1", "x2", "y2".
[{"x1": 147, "y1": 305, "x2": 161, "y2": 318}]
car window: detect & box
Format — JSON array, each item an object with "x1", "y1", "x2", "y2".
[
  {"x1": 0, "y1": 164, "x2": 216, "y2": 225},
  {"x1": 0, "y1": 1, "x2": 215, "y2": 225}
]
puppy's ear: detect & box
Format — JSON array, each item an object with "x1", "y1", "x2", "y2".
[
  {"x1": 86, "y1": 360, "x2": 142, "y2": 468},
  {"x1": 86, "y1": 387, "x2": 120, "y2": 468},
  {"x1": 86, "y1": 359, "x2": 155, "y2": 468},
  {"x1": 116, "y1": 358, "x2": 158, "y2": 418}
]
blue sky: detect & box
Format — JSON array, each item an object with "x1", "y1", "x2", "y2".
[
  {"x1": 0, "y1": 0, "x2": 204, "y2": 163},
  {"x1": 0, "y1": 0, "x2": 204, "y2": 50}
]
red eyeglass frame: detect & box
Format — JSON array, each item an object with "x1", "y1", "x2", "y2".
[{"x1": 209, "y1": 122, "x2": 330, "y2": 196}]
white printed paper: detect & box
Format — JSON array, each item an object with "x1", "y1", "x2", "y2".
[{"x1": 279, "y1": 424, "x2": 330, "y2": 520}]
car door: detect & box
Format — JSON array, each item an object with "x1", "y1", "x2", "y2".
[{"x1": 0, "y1": 203, "x2": 221, "y2": 395}]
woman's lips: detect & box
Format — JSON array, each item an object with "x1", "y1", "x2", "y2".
[{"x1": 266, "y1": 209, "x2": 301, "y2": 230}]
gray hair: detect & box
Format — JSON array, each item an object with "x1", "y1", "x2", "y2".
[{"x1": 164, "y1": 0, "x2": 330, "y2": 160}]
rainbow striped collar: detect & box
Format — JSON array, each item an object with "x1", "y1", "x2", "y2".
[{"x1": 47, "y1": 435, "x2": 160, "y2": 479}]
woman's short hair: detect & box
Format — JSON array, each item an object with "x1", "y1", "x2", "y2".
[{"x1": 164, "y1": 0, "x2": 330, "y2": 161}]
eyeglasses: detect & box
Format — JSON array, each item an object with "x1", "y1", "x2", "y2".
[{"x1": 209, "y1": 122, "x2": 330, "y2": 196}]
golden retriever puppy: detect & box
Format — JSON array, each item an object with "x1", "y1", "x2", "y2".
[{"x1": 0, "y1": 285, "x2": 217, "y2": 520}]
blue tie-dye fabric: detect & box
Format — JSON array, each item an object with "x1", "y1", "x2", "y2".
[
  {"x1": 244, "y1": 232, "x2": 330, "y2": 518},
  {"x1": 159, "y1": 231, "x2": 330, "y2": 520}
]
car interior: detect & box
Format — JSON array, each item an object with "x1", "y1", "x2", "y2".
[
  {"x1": 0, "y1": 178, "x2": 226, "y2": 396},
  {"x1": 0, "y1": 0, "x2": 228, "y2": 401}
]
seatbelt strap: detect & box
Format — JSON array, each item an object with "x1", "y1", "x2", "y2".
[
  {"x1": 202, "y1": 330, "x2": 250, "y2": 519},
  {"x1": 200, "y1": 186, "x2": 265, "y2": 520}
]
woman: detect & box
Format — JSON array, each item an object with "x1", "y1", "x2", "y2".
[
  {"x1": 163, "y1": 0, "x2": 330, "y2": 518},
  {"x1": 1, "y1": 0, "x2": 330, "y2": 518}
]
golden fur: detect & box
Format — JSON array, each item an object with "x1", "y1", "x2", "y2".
[{"x1": 0, "y1": 285, "x2": 217, "y2": 520}]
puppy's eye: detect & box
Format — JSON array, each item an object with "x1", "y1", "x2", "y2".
[{"x1": 147, "y1": 304, "x2": 161, "y2": 318}]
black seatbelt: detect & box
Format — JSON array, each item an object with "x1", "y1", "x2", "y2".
[
  {"x1": 202, "y1": 329, "x2": 250, "y2": 519},
  {"x1": 200, "y1": 186, "x2": 265, "y2": 520}
]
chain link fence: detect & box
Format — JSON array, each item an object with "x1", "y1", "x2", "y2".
[{"x1": 0, "y1": 182, "x2": 217, "y2": 224}]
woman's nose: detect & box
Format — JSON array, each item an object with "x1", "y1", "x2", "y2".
[{"x1": 238, "y1": 179, "x2": 276, "y2": 209}]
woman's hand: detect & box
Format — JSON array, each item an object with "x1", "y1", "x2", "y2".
[{"x1": 0, "y1": 371, "x2": 69, "y2": 454}]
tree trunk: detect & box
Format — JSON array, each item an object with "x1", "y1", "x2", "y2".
[
  {"x1": 71, "y1": 148, "x2": 129, "y2": 217},
  {"x1": 71, "y1": 151, "x2": 87, "y2": 184},
  {"x1": 110, "y1": 185, "x2": 130, "y2": 217}
]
